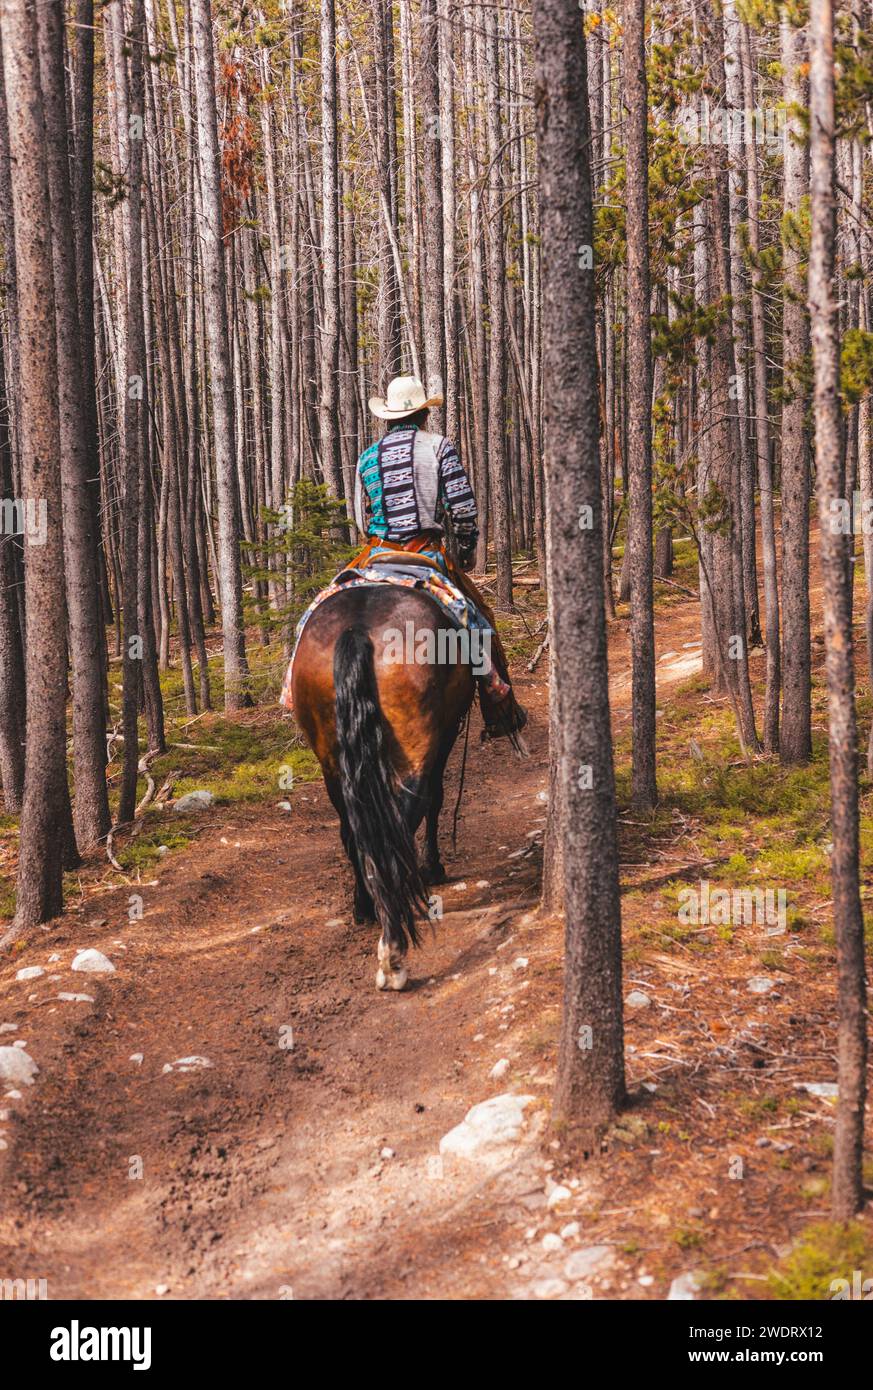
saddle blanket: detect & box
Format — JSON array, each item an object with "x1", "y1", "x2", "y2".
[{"x1": 279, "y1": 562, "x2": 486, "y2": 712}]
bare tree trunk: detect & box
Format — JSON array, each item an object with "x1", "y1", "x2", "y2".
[
  {"x1": 318, "y1": 0, "x2": 343, "y2": 497},
  {"x1": 779, "y1": 12, "x2": 812, "y2": 763},
  {"x1": 37, "y1": 0, "x2": 110, "y2": 846},
  {"x1": 623, "y1": 0, "x2": 657, "y2": 810},
  {"x1": 740, "y1": 19, "x2": 779, "y2": 752},
  {"x1": 483, "y1": 4, "x2": 513, "y2": 608},
  {"x1": 191, "y1": 0, "x2": 248, "y2": 710},
  {"x1": 420, "y1": 0, "x2": 445, "y2": 427},
  {"x1": 0, "y1": 323, "x2": 24, "y2": 808},
  {"x1": 808, "y1": 0, "x2": 867, "y2": 1222},
  {"x1": 534, "y1": 0, "x2": 625, "y2": 1148},
  {"x1": 0, "y1": 0, "x2": 70, "y2": 930}
]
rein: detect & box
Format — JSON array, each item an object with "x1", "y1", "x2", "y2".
[{"x1": 451, "y1": 705, "x2": 472, "y2": 851}]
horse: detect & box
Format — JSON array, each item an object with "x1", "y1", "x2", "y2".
[{"x1": 292, "y1": 582, "x2": 476, "y2": 991}]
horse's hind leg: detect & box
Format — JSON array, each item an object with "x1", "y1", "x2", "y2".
[
  {"x1": 421, "y1": 745, "x2": 453, "y2": 886},
  {"x1": 375, "y1": 778, "x2": 427, "y2": 991},
  {"x1": 376, "y1": 935, "x2": 408, "y2": 991},
  {"x1": 326, "y1": 774, "x2": 375, "y2": 924}
]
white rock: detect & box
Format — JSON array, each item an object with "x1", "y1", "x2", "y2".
[
  {"x1": 490, "y1": 1058, "x2": 510, "y2": 1080},
  {"x1": 130, "y1": 1054, "x2": 144, "y2": 1065},
  {"x1": 626, "y1": 990, "x2": 652, "y2": 1010},
  {"x1": 667, "y1": 1271, "x2": 702, "y2": 1301},
  {"x1": 276, "y1": 801, "x2": 292, "y2": 812},
  {"x1": 5, "y1": 1090, "x2": 22, "y2": 1100},
  {"x1": 380, "y1": 1147, "x2": 395, "y2": 1160},
  {"x1": 0, "y1": 1024, "x2": 17, "y2": 1034},
  {"x1": 565, "y1": 1245, "x2": 613, "y2": 1280},
  {"x1": 439, "y1": 1093, "x2": 536, "y2": 1160},
  {"x1": 12, "y1": 1040, "x2": 27, "y2": 1049},
  {"x1": 71, "y1": 949, "x2": 115, "y2": 975},
  {"x1": 638, "y1": 1274, "x2": 654, "y2": 1287},
  {"x1": 0, "y1": 1047, "x2": 38, "y2": 1087},
  {"x1": 531, "y1": 1278, "x2": 568, "y2": 1299},
  {"x1": 560, "y1": 1222, "x2": 580, "y2": 1240},
  {"x1": 747, "y1": 976, "x2": 775, "y2": 995},
  {"x1": 795, "y1": 1081, "x2": 838, "y2": 1100},
  {"x1": 57, "y1": 993, "x2": 94, "y2": 1004},
  {"x1": 453, "y1": 882, "x2": 468, "y2": 892},
  {"x1": 174, "y1": 790, "x2": 214, "y2": 812},
  {"x1": 547, "y1": 1184, "x2": 572, "y2": 1209},
  {"x1": 48, "y1": 954, "x2": 61, "y2": 963},
  {"x1": 162, "y1": 1055, "x2": 213, "y2": 1073},
  {"x1": 16, "y1": 966, "x2": 44, "y2": 981},
  {"x1": 475, "y1": 880, "x2": 490, "y2": 889},
  {"x1": 513, "y1": 957, "x2": 529, "y2": 971},
  {"x1": 155, "y1": 1284, "x2": 170, "y2": 1296},
  {"x1": 541, "y1": 1233, "x2": 563, "y2": 1253}
]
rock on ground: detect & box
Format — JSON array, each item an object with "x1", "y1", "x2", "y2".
[
  {"x1": 0, "y1": 1046, "x2": 38, "y2": 1087},
  {"x1": 71, "y1": 949, "x2": 115, "y2": 975},
  {"x1": 439, "y1": 1093, "x2": 536, "y2": 1161},
  {"x1": 174, "y1": 790, "x2": 215, "y2": 812}
]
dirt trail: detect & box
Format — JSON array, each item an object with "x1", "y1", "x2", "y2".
[{"x1": 0, "y1": 597, "x2": 707, "y2": 1301}]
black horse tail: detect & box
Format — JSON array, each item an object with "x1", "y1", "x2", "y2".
[{"x1": 333, "y1": 625, "x2": 429, "y2": 951}]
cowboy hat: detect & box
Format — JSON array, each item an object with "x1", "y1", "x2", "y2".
[{"x1": 368, "y1": 374, "x2": 444, "y2": 421}]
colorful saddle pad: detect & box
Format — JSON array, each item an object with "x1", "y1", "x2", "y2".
[{"x1": 279, "y1": 562, "x2": 478, "y2": 712}]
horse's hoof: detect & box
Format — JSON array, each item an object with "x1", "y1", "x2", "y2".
[
  {"x1": 422, "y1": 862, "x2": 446, "y2": 886},
  {"x1": 375, "y1": 965, "x2": 408, "y2": 992}
]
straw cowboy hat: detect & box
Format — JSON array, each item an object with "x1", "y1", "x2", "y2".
[{"x1": 368, "y1": 374, "x2": 444, "y2": 421}]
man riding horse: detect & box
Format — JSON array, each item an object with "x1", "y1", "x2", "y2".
[
  {"x1": 350, "y1": 374, "x2": 527, "y2": 740},
  {"x1": 289, "y1": 374, "x2": 527, "y2": 990}
]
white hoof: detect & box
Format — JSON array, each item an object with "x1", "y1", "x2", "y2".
[{"x1": 376, "y1": 965, "x2": 408, "y2": 992}]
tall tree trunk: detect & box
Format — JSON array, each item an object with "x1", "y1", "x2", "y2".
[
  {"x1": 534, "y1": 0, "x2": 625, "y2": 1147},
  {"x1": 740, "y1": 19, "x2": 779, "y2": 752},
  {"x1": 0, "y1": 323, "x2": 24, "y2": 809},
  {"x1": 318, "y1": 0, "x2": 343, "y2": 497},
  {"x1": 779, "y1": 12, "x2": 812, "y2": 763},
  {"x1": 37, "y1": 0, "x2": 110, "y2": 846},
  {"x1": 191, "y1": 0, "x2": 248, "y2": 710},
  {"x1": 420, "y1": 0, "x2": 445, "y2": 428},
  {"x1": 808, "y1": 0, "x2": 867, "y2": 1222},
  {"x1": 623, "y1": 0, "x2": 657, "y2": 810},
  {"x1": 483, "y1": 4, "x2": 513, "y2": 607},
  {"x1": 0, "y1": 0, "x2": 70, "y2": 930}
]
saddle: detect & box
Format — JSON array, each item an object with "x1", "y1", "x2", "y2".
[{"x1": 353, "y1": 548, "x2": 445, "y2": 574}]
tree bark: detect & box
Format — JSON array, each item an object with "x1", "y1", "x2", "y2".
[
  {"x1": 534, "y1": 0, "x2": 625, "y2": 1147},
  {"x1": 623, "y1": 0, "x2": 657, "y2": 809},
  {"x1": 0, "y1": 0, "x2": 70, "y2": 929},
  {"x1": 191, "y1": 0, "x2": 249, "y2": 710},
  {"x1": 779, "y1": 13, "x2": 812, "y2": 763},
  {"x1": 808, "y1": 0, "x2": 867, "y2": 1222}
]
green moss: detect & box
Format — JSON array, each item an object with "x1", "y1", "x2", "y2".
[
  {"x1": 768, "y1": 1222, "x2": 873, "y2": 1300},
  {"x1": 115, "y1": 827, "x2": 192, "y2": 872},
  {"x1": 673, "y1": 1223, "x2": 706, "y2": 1250}
]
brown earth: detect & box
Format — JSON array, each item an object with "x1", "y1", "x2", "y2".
[{"x1": 0, "y1": 573, "x2": 870, "y2": 1301}]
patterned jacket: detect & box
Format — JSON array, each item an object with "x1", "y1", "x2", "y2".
[{"x1": 353, "y1": 425, "x2": 478, "y2": 552}]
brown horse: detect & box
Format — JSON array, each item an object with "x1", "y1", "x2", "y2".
[{"x1": 292, "y1": 584, "x2": 475, "y2": 990}]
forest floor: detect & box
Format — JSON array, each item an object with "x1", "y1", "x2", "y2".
[{"x1": 1, "y1": 533, "x2": 872, "y2": 1301}]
